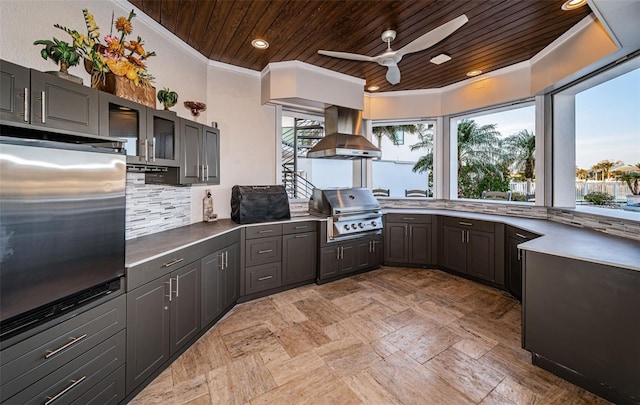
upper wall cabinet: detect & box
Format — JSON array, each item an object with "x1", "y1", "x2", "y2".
[
  {"x1": 1, "y1": 60, "x2": 99, "y2": 135},
  {"x1": 179, "y1": 119, "x2": 220, "y2": 185},
  {"x1": 98, "y1": 92, "x2": 179, "y2": 167}
]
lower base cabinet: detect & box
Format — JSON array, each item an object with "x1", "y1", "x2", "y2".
[
  {"x1": 318, "y1": 235, "x2": 382, "y2": 281},
  {"x1": 126, "y1": 261, "x2": 201, "y2": 394},
  {"x1": 201, "y1": 242, "x2": 239, "y2": 328}
]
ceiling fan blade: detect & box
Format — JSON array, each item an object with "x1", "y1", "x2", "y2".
[
  {"x1": 318, "y1": 50, "x2": 376, "y2": 62},
  {"x1": 386, "y1": 64, "x2": 401, "y2": 85},
  {"x1": 396, "y1": 14, "x2": 469, "y2": 57}
]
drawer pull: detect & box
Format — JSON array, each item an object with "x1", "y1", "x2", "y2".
[
  {"x1": 516, "y1": 233, "x2": 528, "y2": 239},
  {"x1": 163, "y1": 258, "x2": 184, "y2": 268},
  {"x1": 402, "y1": 217, "x2": 415, "y2": 220},
  {"x1": 258, "y1": 229, "x2": 273, "y2": 234},
  {"x1": 258, "y1": 275, "x2": 273, "y2": 281},
  {"x1": 294, "y1": 225, "x2": 308, "y2": 229},
  {"x1": 44, "y1": 334, "x2": 88, "y2": 359},
  {"x1": 40, "y1": 91, "x2": 46, "y2": 124},
  {"x1": 23, "y1": 87, "x2": 29, "y2": 122},
  {"x1": 459, "y1": 221, "x2": 473, "y2": 226},
  {"x1": 258, "y1": 249, "x2": 273, "y2": 254},
  {"x1": 295, "y1": 234, "x2": 309, "y2": 238},
  {"x1": 44, "y1": 375, "x2": 86, "y2": 405}
]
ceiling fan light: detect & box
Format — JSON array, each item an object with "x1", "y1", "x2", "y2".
[
  {"x1": 251, "y1": 39, "x2": 269, "y2": 49},
  {"x1": 430, "y1": 54, "x2": 451, "y2": 65},
  {"x1": 367, "y1": 85, "x2": 380, "y2": 91},
  {"x1": 466, "y1": 69, "x2": 482, "y2": 77},
  {"x1": 561, "y1": 0, "x2": 587, "y2": 10}
]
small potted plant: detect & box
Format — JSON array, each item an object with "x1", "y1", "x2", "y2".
[
  {"x1": 157, "y1": 88, "x2": 178, "y2": 110},
  {"x1": 33, "y1": 37, "x2": 83, "y2": 84}
]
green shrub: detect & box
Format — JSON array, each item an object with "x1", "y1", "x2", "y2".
[{"x1": 584, "y1": 191, "x2": 615, "y2": 205}]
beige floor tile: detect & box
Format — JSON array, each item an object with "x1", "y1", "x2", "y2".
[
  {"x1": 415, "y1": 299, "x2": 466, "y2": 325},
  {"x1": 250, "y1": 365, "x2": 362, "y2": 405},
  {"x1": 369, "y1": 337, "x2": 400, "y2": 358},
  {"x1": 206, "y1": 354, "x2": 277, "y2": 405},
  {"x1": 172, "y1": 329, "x2": 232, "y2": 384},
  {"x1": 480, "y1": 377, "x2": 538, "y2": 405},
  {"x1": 259, "y1": 342, "x2": 290, "y2": 366},
  {"x1": 221, "y1": 323, "x2": 281, "y2": 359},
  {"x1": 172, "y1": 374, "x2": 210, "y2": 405},
  {"x1": 346, "y1": 369, "x2": 403, "y2": 405},
  {"x1": 275, "y1": 320, "x2": 331, "y2": 357},
  {"x1": 318, "y1": 340, "x2": 382, "y2": 378},
  {"x1": 367, "y1": 351, "x2": 473, "y2": 405},
  {"x1": 293, "y1": 296, "x2": 348, "y2": 327},
  {"x1": 401, "y1": 325, "x2": 461, "y2": 364},
  {"x1": 424, "y1": 347, "x2": 506, "y2": 402},
  {"x1": 266, "y1": 350, "x2": 326, "y2": 385},
  {"x1": 330, "y1": 290, "x2": 377, "y2": 313}
]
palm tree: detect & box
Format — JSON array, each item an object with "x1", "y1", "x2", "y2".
[
  {"x1": 456, "y1": 119, "x2": 503, "y2": 197},
  {"x1": 576, "y1": 167, "x2": 589, "y2": 180},
  {"x1": 504, "y1": 129, "x2": 535, "y2": 193},
  {"x1": 596, "y1": 159, "x2": 616, "y2": 181},
  {"x1": 372, "y1": 125, "x2": 419, "y2": 149}
]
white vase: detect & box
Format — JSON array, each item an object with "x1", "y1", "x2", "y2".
[{"x1": 626, "y1": 194, "x2": 640, "y2": 206}]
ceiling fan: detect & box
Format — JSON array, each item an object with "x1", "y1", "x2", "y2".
[{"x1": 318, "y1": 14, "x2": 469, "y2": 85}]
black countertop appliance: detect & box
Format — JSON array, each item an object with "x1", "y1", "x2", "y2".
[{"x1": 230, "y1": 185, "x2": 290, "y2": 224}]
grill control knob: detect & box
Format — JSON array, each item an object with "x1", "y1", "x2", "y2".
[
  {"x1": 358, "y1": 223, "x2": 364, "y2": 228},
  {"x1": 351, "y1": 224, "x2": 358, "y2": 230},
  {"x1": 371, "y1": 221, "x2": 377, "y2": 227},
  {"x1": 343, "y1": 224, "x2": 350, "y2": 230}
]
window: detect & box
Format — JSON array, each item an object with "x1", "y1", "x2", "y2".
[
  {"x1": 553, "y1": 56, "x2": 640, "y2": 212},
  {"x1": 452, "y1": 104, "x2": 536, "y2": 202},
  {"x1": 371, "y1": 120, "x2": 435, "y2": 197}
]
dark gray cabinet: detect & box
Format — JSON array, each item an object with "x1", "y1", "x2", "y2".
[
  {"x1": 282, "y1": 231, "x2": 317, "y2": 284},
  {"x1": 99, "y1": 93, "x2": 179, "y2": 167},
  {"x1": 0, "y1": 295, "x2": 126, "y2": 405},
  {"x1": 384, "y1": 214, "x2": 434, "y2": 265},
  {"x1": 201, "y1": 242, "x2": 239, "y2": 328},
  {"x1": 440, "y1": 217, "x2": 499, "y2": 283},
  {"x1": 0, "y1": 61, "x2": 99, "y2": 134},
  {"x1": 126, "y1": 261, "x2": 200, "y2": 394},
  {"x1": 318, "y1": 234, "x2": 381, "y2": 282},
  {"x1": 505, "y1": 227, "x2": 539, "y2": 301},
  {"x1": 180, "y1": 119, "x2": 220, "y2": 184},
  {"x1": 523, "y1": 251, "x2": 640, "y2": 404}
]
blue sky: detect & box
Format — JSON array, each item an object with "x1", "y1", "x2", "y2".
[{"x1": 575, "y1": 68, "x2": 640, "y2": 169}]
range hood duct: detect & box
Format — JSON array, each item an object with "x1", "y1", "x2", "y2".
[{"x1": 307, "y1": 106, "x2": 381, "y2": 159}]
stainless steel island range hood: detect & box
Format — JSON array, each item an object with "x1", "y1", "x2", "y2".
[{"x1": 307, "y1": 106, "x2": 381, "y2": 159}]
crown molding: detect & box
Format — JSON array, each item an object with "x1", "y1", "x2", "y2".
[{"x1": 262, "y1": 60, "x2": 366, "y2": 86}]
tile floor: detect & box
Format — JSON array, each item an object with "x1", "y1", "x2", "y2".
[{"x1": 130, "y1": 267, "x2": 610, "y2": 405}]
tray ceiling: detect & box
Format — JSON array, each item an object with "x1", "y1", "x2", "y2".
[{"x1": 128, "y1": 0, "x2": 592, "y2": 92}]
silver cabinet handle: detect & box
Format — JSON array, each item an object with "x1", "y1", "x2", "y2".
[
  {"x1": 219, "y1": 252, "x2": 225, "y2": 270},
  {"x1": 402, "y1": 217, "x2": 415, "y2": 220},
  {"x1": 295, "y1": 225, "x2": 308, "y2": 229},
  {"x1": 295, "y1": 234, "x2": 309, "y2": 238},
  {"x1": 44, "y1": 334, "x2": 87, "y2": 359},
  {"x1": 23, "y1": 87, "x2": 29, "y2": 122},
  {"x1": 258, "y1": 249, "x2": 273, "y2": 254},
  {"x1": 205, "y1": 165, "x2": 209, "y2": 180},
  {"x1": 466, "y1": 230, "x2": 470, "y2": 243},
  {"x1": 336, "y1": 248, "x2": 340, "y2": 260},
  {"x1": 516, "y1": 233, "x2": 528, "y2": 239},
  {"x1": 162, "y1": 258, "x2": 184, "y2": 268},
  {"x1": 166, "y1": 278, "x2": 173, "y2": 302},
  {"x1": 152, "y1": 138, "x2": 156, "y2": 162},
  {"x1": 258, "y1": 275, "x2": 273, "y2": 281},
  {"x1": 225, "y1": 251, "x2": 229, "y2": 269},
  {"x1": 44, "y1": 376, "x2": 86, "y2": 405},
  {"x1": 258, "y1": 229, "x2": 273, "y2": 234},
  {"x1": 517, "y1": 248, "x2": 522, "y2": 261},
  {"x1": 174, "y1": 275, "x2": 179, "y2": 298},
  {"x1": 340, "y1": 246, "x2": 344, "y2": 259},
  {"x1": 461, "y1": 230, "x2": 465, "y2": 244},
  {"x1": 40, "y1": 90, "x2": 46, "y2": 123},
  {"x1": 459, "y1": 221, "x2": 472, "y2": 226},
  {"x1": 144, "y1": 139, "x2": 149, "y2": 162}
]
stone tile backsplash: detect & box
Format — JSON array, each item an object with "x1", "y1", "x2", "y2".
[
  {"x1": 126, "y1": 173, "x2": 191, "y2": 240},
  {"x1": 547, "y1": 208, "x2": 640, "y2": 242}
]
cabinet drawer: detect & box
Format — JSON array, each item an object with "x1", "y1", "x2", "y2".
[
  {"x1": 127, "y1": 243, "x2": 203, "y2": 290},
  {"x1": 386, "y1": 213, "x2": 432, "y2": 223},
  {"x1": 6, "y1": 330, "x2": 125, "y2": 405},
  {"x1": 245, "y1": 236, "x2": 282, "y2": 267},
  {"x1": 0, "y1": 295, "x2": 126, "y2": 402},
  {"x1": 245, "y1": 224, "x2": 282, "y2": 239},
  {"x1": 71, "y1": 365, "x2": 125, "y2": 405},
  {"x1": 245, "y1": 262, "x2": 282, "y2": 294},
  {"x1": 507, "y1": 226, "x2": 540, "y2": 241},
  {"x1": 282, "y1": 221, "x2": 317, "y2": 234},
  {"x1": 443, "y1": 217, "x2": 494, "y2": 233}
]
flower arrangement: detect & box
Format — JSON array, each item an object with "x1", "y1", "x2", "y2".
[{"x1": 53, "y1": 9, "x2": 156, "y2": 87}]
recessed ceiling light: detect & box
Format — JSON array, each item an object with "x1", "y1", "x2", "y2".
[
  {"x1": 367, "y1": 85, "x2": 380, "y2": 91},
  {"x1": 430, "y1": 54, "x2": 451, "y2": 65},
  {"x1": 466, "y1": 69, "x2": 482, "y2": 77},
  {"x1": 251, "y1": 39, "x2": 269, "y2": 49},
  {"x1": 561, "y1": 0, "x2": 587, "y2": 10}
]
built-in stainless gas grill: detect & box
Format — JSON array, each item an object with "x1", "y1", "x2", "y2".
[{"x1": 309, "y1": 187, "x2": 383, "y2": 242}]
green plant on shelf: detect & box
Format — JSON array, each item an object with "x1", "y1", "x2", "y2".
[
  {"x1": 157, "y1": 88, "x2": 179, "y2": 110},
  {"x1": 33, "y1": 37, "x2": 82, "y2": 74}
]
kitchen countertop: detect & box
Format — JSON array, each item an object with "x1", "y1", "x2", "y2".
[{"x1": 126, "y1": 210, "x2": 640, "y2": 272}]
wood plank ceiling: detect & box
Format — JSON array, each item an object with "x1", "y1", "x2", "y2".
[{"x1": 128, "y1": 0, "x2": 592, "y2": 92}]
